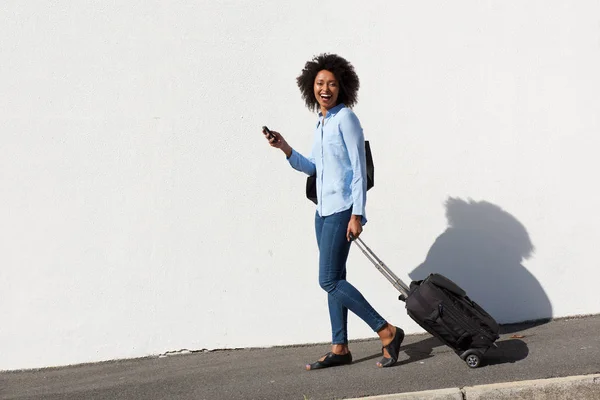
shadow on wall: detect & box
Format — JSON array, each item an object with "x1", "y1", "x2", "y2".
[{"x1": 409, "y1": 197, "x2": 553, "y2": 325}]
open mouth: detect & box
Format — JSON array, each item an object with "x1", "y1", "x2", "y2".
[{"x1": 320, "y1": 94, "x2": 332, "y2": 102}]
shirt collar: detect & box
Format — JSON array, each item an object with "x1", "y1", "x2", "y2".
[
  {"x1": 317, "y1": 103, "x2": 346, "y2": 128},
  {"x1": 318, "y1": 103, "x2": 346, "y2": 120}
]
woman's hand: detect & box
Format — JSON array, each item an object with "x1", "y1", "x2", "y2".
[
  {"x1": 263, "y1": 128, "x2": 292, "y2": 158},
  {"x1": 347, "y1": 215, "x2": 363, "y2": 242}
]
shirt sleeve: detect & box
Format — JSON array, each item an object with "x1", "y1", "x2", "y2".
[
  {"x1": 287, "y1": 148, "x2": 316, "y2": 176},
  {"x1": 339, "y1": 111, "x2": 367, "y2": 222}
]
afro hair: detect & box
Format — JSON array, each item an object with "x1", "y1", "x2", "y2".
[{"x1": 296, "y1": 53, "x2": 360, "y2": 112}]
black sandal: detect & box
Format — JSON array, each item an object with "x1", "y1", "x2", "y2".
[
  {"x1": 378, "y1": 327, "x2": 404, "y2": 368},
  {"x1": 306, "y1": 352, "x2": 352, "y2": 370}
]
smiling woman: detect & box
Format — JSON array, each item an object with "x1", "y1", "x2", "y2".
[
  {"x1": 262, "y1": 53, "x2": 403, "y2": 372},
  {"x1": 296, "y1": 53, "x2": 360, "y2": 113},
  {"x1": 314, "y1": 70, "x2": 339, "y2": 113}
]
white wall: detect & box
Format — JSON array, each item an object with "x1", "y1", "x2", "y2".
[{"x1": 1, "y1": 1, "x2": 599, "y2": 370}]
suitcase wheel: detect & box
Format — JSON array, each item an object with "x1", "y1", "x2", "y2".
[{"x1": 461, "y1": 349, "x2": 482, "y2": 368}]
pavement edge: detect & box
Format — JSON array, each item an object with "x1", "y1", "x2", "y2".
[{"x1": 347, "y1": 373, "x2": 600, "y2": 400}]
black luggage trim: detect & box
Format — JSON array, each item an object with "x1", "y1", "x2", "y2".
[{"x1": 427, "y1": 274, "x2": 466, "y2": 298}]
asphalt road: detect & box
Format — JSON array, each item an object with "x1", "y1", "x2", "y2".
[{"x1": 1, "y1": 315, "x2": 599, "y2": 400}]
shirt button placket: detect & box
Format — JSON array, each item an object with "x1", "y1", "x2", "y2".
[{"x1": 319, "y1": 119, "x2": 325, "y2": 216}]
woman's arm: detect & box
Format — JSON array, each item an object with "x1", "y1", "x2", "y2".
[
  {"x1": 339, "y1": 111, "x2": 367, "y2": 219},
  {"x1": 339, "y1": 111, "x2": 367, "y2": 239},
  {"x1": 263, "y1": 128, "x2": 316, "y2": 176},
  {"x1": 287, "y1": 148, "x2": 316, "y2": 176}
]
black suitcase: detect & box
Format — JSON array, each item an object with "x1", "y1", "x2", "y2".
[{"x1": 352, "y1": 236, "x2": 500, "y2": 368}]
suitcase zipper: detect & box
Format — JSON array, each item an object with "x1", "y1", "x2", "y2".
[
  {"x1": 437, "y1": 304, "x2": 466, "y2": 341},
  {"x1": 442, "y1": 300, "x2": 497, "y2": 342}
]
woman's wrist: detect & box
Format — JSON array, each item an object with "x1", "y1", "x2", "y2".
[{"x1": 283, "y1": 145, "x2": 293, "y2": 158}]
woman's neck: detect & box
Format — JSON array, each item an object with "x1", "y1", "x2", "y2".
[{"x1": 321, "y1": 103, "x2": 339, "y2": 118}]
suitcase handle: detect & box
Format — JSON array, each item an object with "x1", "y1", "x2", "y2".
[{"x1": 350, "y1": 234, "x2": 410, "y2": 298}]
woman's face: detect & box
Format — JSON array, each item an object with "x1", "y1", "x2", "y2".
[{"x1": 314, "y1": 70, "x2": 339, "y2": 111}]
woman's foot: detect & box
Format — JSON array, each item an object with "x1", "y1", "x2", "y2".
[
  {"x1": 376, "y1": 324, "x2": 404, "y2": 368},
  {"x1": 306, "y1": 344, "x2": 352, "y2": 371}
]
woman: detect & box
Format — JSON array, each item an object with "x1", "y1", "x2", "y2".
[{"x1": 263, "y1": 54, "x2": 403, "y2": 370}]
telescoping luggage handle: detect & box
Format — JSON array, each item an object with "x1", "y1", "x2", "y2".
[{"x1": 350, "y1": 235, "x2": 410, "y2": 300}]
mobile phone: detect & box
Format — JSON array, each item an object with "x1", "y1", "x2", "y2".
[{"x1": 262, "y1": 126, "x2": 276, "y2": 140}]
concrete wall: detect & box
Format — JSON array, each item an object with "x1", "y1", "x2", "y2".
[{"x1": 1, "y1": 1, "x2": 599, "y2": 370}]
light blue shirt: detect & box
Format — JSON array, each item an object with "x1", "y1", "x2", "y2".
[{"x1": 287, "y1": 103, "x2": 367, "y2": 224}]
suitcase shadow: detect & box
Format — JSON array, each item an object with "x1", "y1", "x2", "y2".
[
  {"x1": 409, "y1": 197, "x2": 553, "y2": 326},
  {"x1": 356, "y1": 336, "x2": 529, "y2": 367},
  {"x1": 484, "y1": 338, "x2": 529, "y2": 366}
]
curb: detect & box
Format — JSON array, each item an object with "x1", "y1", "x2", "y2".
[{"x1": 348, "y1": 373, "x2": 600, "y2": 400}]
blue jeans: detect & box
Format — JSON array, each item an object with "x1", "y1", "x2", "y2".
[{"x1": 315, "y1": 208, "x2": 387, "y2": 344}]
